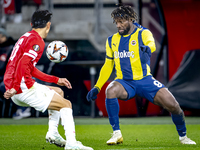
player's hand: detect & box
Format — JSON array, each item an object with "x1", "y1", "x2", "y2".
[
  {"x1": 4, "y1": 88, "x2": 17, "y2": 99},
  {"x1": 140, "y1": 45, "x2": 151, "y2": 64},
  {"x1": 57, "y1": 78, "x2": 72, "y2": 89},
  {"x1": 140, "y1": 45, "x2": 151, "y2": 54},
  {"x1": 86, "y1": 87, "x2": 99, "y2": 102}
]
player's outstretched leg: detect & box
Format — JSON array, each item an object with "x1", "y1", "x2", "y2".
[
  {"x1": 106, "y1": 98, "x2": 123, "y2": 145},
  {"x1": 46, "y1": 110, "x2": 66, "y2": 147},
  {"x1": 60, "y1": 107, "x2": 93, "y2": 150},
  {"x1": 154, "y1": 88, "x2": 196, "y2": 145},
  {"x1": 171, "y1": 112, "x2": 196, "y2": 145}
]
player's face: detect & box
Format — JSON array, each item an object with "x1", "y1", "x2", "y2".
[{"x1": 114, "y1": 18, "x2": 131, "y2": 35}]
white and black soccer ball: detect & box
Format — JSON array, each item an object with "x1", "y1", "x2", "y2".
[{"x1": 46, "y1": 41, "x2": 69, "y2": 63}]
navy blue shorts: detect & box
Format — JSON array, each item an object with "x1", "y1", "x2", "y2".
[{"x1": 115, "y1": 75, "x2": 165, "y2": 103}]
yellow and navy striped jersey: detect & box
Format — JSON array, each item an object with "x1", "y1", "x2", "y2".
[
  {"x1": 95, "y1": 26, "x2": 156, "y2": 90},
  {"x1": 106, "y1": 27, "x2": 156, "y2": 80}
]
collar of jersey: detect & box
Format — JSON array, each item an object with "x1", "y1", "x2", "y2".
[{"x1": 121, "y1": 27, "x2": 138, "y2": 37}]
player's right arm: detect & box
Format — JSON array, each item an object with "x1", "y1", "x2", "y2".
[
  {"x1": 94, "y1": 58, "x2": 114, "y2": 91},
  {"x1": 95, "y1": 38, "x2": 114, "y2": 91},
  {"x1": 86, "y1": 38, "x2": 114, "y2": 101},
  {"x1": 32, "y1": 67, "x2": 72, "y2": 89},
  {"x1": 32, "y1": 67, "x2": 59, "y2": 84}
]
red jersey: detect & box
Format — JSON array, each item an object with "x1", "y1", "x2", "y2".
[{"x1": 4, "y1": 30, "x2": 59, "y2": 94}]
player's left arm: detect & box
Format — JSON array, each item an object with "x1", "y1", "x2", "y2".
[
  {"x1": 139, "y1": 29, "x2": 156, "y2": 64},
  {"x1": 12, "y1": 55, "x2": 33, "y2": 92},
  {"x1": 141, "y1": 29, "x2": 156, "y2": 53},
  {"x1": 4, "y1": 88, "x2": 17, "y2": 99}
]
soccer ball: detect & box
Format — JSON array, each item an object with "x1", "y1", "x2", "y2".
[{"x1": 46, "y1": 41, "x2": 69, "y2": 63}]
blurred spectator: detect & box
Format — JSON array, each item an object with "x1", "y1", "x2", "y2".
[
  {"x1": 0, "y1": 27, "x2": 31, "y2": 119},
  {"x1": 1, "y1": 0, "x2": 42, "y2": 24},
  {"x1": 0, "y1": 27, "x2": 15, "y2": 80},
  {"x1": 13, "y1": 0, "x2": 23, "y2": 23},
  {"x1": 1, "y1": 0, "x2": 22, "y2": 24}
]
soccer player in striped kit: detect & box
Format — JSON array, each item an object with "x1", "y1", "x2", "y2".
[
  {"x1": 87, "y1": 5, "x2": 196, "y2": 145},
  {"x1": 4, "y1": 9, "x2": 93, "y2": 150}
]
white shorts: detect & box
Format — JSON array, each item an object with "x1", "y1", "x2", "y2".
[{"x1": 11, "y1": 82, "x2": 55, "y2": 113}]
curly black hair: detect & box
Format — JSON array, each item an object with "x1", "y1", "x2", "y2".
[
  {"x1": 111, "y1": 5, "x2": 138, "y2": 23},
  {"x1": 31, "y1": 10, "x2": 52, "y2": 29}
]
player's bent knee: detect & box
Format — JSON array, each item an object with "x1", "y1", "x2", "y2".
[
  {"x1": 106, "y1": 87, "x2": 116, "y2": 98},
  {"x1": 48, "y1": 94, "x2": 72, "y2": 111},
  {"x1": 62, "y1": 99, "x2": 72, "y2": 109},
  {"x1": 106, "y1": 84, "x2": 120, "y2": 98},
  {"x1": 165, "y1": 101, "x2": 182, "y2": 114},
  {"x1": 167, "y1": 102, "x2": 181, "y2": 114}
]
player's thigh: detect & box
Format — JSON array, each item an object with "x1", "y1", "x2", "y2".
[
  {"x1": 138, "y1": 76, "x2": 165, "y2": 103},
  {"x1": 46, "y1": 85, "x2": 64, "y2": 97},
  {"x1": 154, "y1": 88, "x2": 181, "y2": 114},
  {"x1": 12, "y1": 82, "x2": 55, "y2": 113},
  {"x1": 106, "y1": 80, "x2": 128, "y2": 100},
  {"x1": 48, "y1": 93, "x2": 71, "y2": 111}
]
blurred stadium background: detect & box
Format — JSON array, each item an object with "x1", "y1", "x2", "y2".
[{"x1": 0, "y1": 0, "x2": 200, "y2": 118}]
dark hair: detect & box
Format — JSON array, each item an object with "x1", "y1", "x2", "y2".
[
  {"x1": 31, "y1": 10, "x2": 52, "y2": 28},
  {"x1": 111, "y1": 5, "x2": 138, "y2": 23}
]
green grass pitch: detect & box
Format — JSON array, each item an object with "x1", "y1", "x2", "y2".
[{"x1": 0, "y1": 117, "x2": 199, "y2": 150}]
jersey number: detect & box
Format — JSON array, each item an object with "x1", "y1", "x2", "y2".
[
  {"x1": 153, "y1": 79, "x2": 162, "y2": 88},
  {"x1": 10, "y1": 38, "x2": 24, "y2": 61}
]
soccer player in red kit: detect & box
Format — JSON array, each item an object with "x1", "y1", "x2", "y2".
[{"x1": 3, "y1": 10, "x2": 93, "y2": 150}]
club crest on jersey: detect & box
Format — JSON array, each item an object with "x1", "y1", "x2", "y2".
[
  {"x1": 131, "y1": 40, "x2": 136, "y2": 46},
  {"x1": 33, "y1": 45, "x2": 40, "y2": 51}
]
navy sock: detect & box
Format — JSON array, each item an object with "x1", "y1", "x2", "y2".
[
  {"x1": 106, "y1": 98, "x2": 120, "y2": 131},
  {"x1": 171, "y1": 111, "x2": 186, "y2": 137}
]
